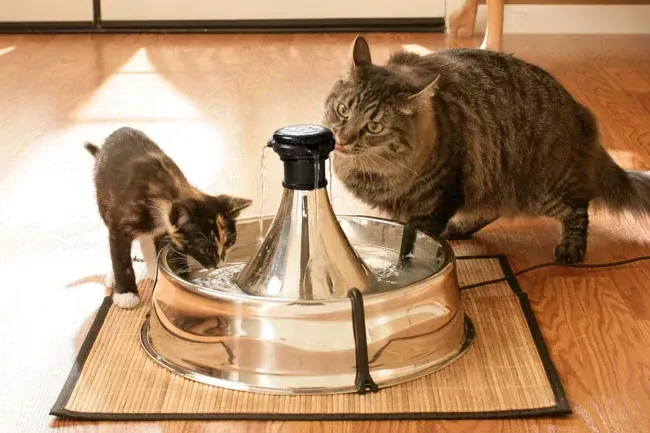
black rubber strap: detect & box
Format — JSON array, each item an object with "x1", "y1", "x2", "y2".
[{"x1": 347, "y1": 288, "x2": 379, "y2": 395}]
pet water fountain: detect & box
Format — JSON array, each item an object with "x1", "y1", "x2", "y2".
[{"x1": 140, "y1": 124, "x2": 474, "y2": 395}]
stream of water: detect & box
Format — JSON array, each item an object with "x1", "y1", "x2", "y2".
[
  {"x1": 327, "y1": 159, "x2": 333, "y2": 205},
  {"x1": 313, "y1": 153, "x2": 320, "y2": 225},
  {"x1": 257, "y1": 147, "x2": 269, "y2": 241},
  {"x1": 300, "y1": 152, "x2": 321, "y2": 288}
]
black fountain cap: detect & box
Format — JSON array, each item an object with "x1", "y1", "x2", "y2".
[
  {"x1": 267, "y1": 124, "x2": 335, "y2": 161},
  {"x1": 267, "y1": 124, "x2": 335, "y2": 191}
]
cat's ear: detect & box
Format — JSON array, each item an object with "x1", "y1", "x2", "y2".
[
  {"x1": 400, "y1": 75, "x2": 441, "y2": 115},
  {"x1": 212, "y1": 195, "x2": 253, "y2": 218},
  {"x1": 169, "y1": 201, "x2": 194, "y2": 228},
  {"x1": 227, "y1": 196, "x2": 253, "y2": 218},
  {"x1": 408, "y1": 75, "x2": 440, "y2": 102},
  {"x1": 352, "y1": 35, "x2": 372, "y2": 68}
]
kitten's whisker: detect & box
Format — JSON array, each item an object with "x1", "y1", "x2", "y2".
[
  {"x1": 168, "y1": 258, "x2": 187, "y2": 265},
  {"x1": 172, "y1": 267, "x2": 190, "y2": 273},
  {"x1": 168, "y1": 244, "x2": 182, "y2": 254},
  {"x1": 175, "y1": 266, "x2": 192, "y2": 273}
]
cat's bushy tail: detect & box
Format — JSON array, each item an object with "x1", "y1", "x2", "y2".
[
  {"x1": 578, "y1": 104, "x2": 650, "y2": 216},
  {"x1": 84, "y1": 141, "x2": 100, "y2": 158},
  {"x1": 595, "y1": 150, "x2": 650, "y2": 216}
]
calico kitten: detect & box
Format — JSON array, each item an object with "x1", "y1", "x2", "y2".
[
  {"x1": 323, "y1": 36, "x2": 650, "y2": 263},
  {"x1": 85, "y1": 127, "x2": 252, "y2": 309}
]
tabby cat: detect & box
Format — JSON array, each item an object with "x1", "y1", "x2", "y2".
[
  {"x1": 85, "y1": 127, "x2": 252, "y2": 309},
  {"x1": 323, "y1": 36, "x2": 650, "y2": 263}
]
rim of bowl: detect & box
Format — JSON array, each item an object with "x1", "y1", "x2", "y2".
[{"x1": 157, "y1": 214, "x2": 456, "y2": 305}]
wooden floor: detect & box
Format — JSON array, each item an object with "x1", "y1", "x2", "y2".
[{"x1": 0, "y1": 32, "x2": 649, "y2": 433}]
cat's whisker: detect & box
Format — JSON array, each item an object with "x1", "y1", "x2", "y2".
[
  {"x1": 174, "y1": 266, "x2": 192, "y2": 273},
  {"x1": 363, "y1": 154, "x2": 400, "y2": 184},
  {"x1": 362, "y1": 154, "x2": 385, "y2": 173},
  {"x1": 168, "y1": 246, "x2": 183, "y2": 256},
  {"x1": 357, "y1": 156, "x2": 372, "y2": 185},
  {"x1": 168, "y1": 257, "x2": 187, "y2": 265},
  {"x1": 370, "y1": 153, "x2": 422, "y2": 179}
]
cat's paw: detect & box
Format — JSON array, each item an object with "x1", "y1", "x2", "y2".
[
  {"x1": 554, "y1": 242, "x2": 586, "y2": 264},
  {"x1": 113, "y1": 292, "x2": 141, "y2": 309},
  {"x1": 104, "y1": 271, "x2": 114, "y2": 288}
]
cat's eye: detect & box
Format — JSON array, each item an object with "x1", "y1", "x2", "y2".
[
  {"x1": 336, "y1": 103, "x2": 350, "y2": 118},
  {"x1": 366, "y1": 121, "x2": 384, "y2": 134}
]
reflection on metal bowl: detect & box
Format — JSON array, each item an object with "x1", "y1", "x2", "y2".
[{"x1": 140, "y1": 215, "x2": 474, "y2": 395}]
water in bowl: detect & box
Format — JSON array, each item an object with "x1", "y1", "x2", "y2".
[{"x1": 189, "y1": 243, "x2": 440, "y2": 297}]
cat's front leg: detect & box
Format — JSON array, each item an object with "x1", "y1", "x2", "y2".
[
  {"x1": 548, "y1": 200, "x2": 590, "y2": 264},
  {"x1": 138, "y1": 234, "x2": 158, "y2": 280},
  {"x1": 104, "y1": 270, "x2": 114, "y2": 288},
  {"x1": 399, "y1": 190, "x2": 462, "y2": 261},
  {"x1": 109, "y1": 230, "x2": 140, "y2": 309}
]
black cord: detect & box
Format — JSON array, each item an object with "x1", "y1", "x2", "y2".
[{"x1": 460, "y1": 254, "x2": 650, "y2": 290}]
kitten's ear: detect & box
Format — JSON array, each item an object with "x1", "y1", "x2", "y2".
[
  {"x1": 169, "y1": 201, "x2": 193, "y2": 228},
  {"x1": 228, "y1": 196, "x2": 253, "y2": 218},
  {"x1": 214, "y1": 195, "x2": 253, "y2": 218},
  {"x1": 400, "y1": 75, "x2": 441, "y2": 115},
  {"x1": 352, "y1": 36, "x2": 372, "y2": 68}
]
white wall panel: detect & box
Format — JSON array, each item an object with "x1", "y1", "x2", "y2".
[
  {"x1": 0, "y1": 0, "x2": 93, "y2": 22},
  {"x1": 100, "y1": 0, "x2": 446, "y2": 21}
]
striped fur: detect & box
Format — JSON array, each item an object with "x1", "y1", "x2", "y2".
[{"x1": 322, "y1": 36, "x2": 650, "y2": 263}]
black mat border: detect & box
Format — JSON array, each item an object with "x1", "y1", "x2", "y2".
[{"x1": 49, "y1": 254, "x2": 571, "y2": 421}]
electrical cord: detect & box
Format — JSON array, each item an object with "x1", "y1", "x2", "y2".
[
  {"x1": 459, "y1": 254, "x2": 650, "y2": 290},
  {"x1": 399, "y1": 220, "x2": 650, "y2": 290}
]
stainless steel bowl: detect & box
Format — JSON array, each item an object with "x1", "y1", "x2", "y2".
[{"x1": 140, "y1": 215, "x2": 474, "y2": 395}]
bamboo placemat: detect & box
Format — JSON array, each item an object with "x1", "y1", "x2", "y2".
[{"x1": 50, "y1": 255, "x2": 570, "y2": 421}]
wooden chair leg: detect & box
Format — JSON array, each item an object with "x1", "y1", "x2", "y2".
[
  {"x1": 448, "y1": 0, "x2": 479, "y2": 40},
  {"x1": 480, "y1": 0, "x2": 505, "y2": 51}
]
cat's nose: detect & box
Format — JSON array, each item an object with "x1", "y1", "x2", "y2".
[{"x1": 337, "y1": 135, "x2": 353, "y2": 147}]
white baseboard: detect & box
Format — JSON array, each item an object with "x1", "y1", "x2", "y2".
[{"x1": 474, "y1": 4, "x2": 650, "y2": 34}]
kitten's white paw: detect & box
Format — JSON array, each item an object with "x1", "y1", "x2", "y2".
[
  {"x1": 113, "y1": 292, "x2": 140, "y2": 309},
  {"x1": 104, "y1": 271, "x2": 114, "y2": 288}
]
